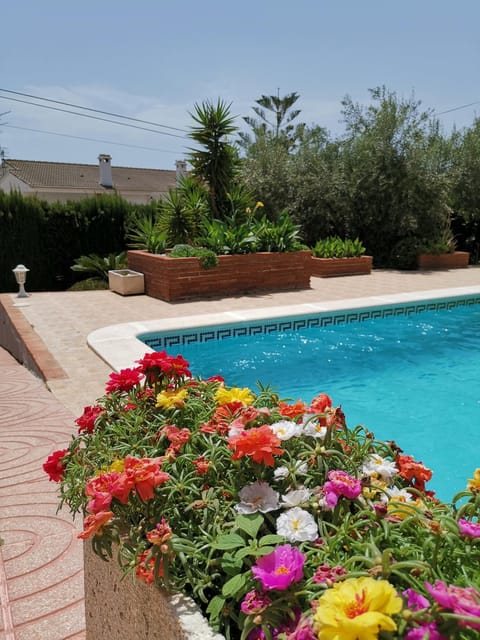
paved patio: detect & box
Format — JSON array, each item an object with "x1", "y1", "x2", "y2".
[{"x1": 1, "y1": 266, "x2": 480, "y2": 638}]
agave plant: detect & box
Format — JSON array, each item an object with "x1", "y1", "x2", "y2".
[{"x1": 126, "y1": 213, "x2": 167, "y2": 254}]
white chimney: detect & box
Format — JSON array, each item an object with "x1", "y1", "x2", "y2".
[
  {"x1": 175, "y1": 159, "x2": 187, "y2": 185},
  {"x1": 98, "y1": 154, "x2": 113, "y2": 188}
]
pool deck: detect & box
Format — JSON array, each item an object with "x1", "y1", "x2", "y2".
[{"x1": 1, "y1": 266, "x2": 480, "y2": 639}]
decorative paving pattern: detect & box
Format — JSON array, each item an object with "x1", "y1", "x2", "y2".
[
  {"x1": 0, "y1": 349, "x2": 85, "y2": 640},
  {"x1": 142, "y1": 294, "x2": 480, "y2": 350}
]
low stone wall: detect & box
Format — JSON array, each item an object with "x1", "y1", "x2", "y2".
[
  {"x1": 84, "y1": 543, "x2": 224, "y2": 640},
  {"x1": 127, "y1": 250, "x2": 312, "y2": 302},
  {"x1": 311, "y1": 255, "x2": 373, "y2": 277}
]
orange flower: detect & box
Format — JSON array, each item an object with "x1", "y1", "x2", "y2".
[
  {"x1": 396, "y1": 454, "x2": 432, "y2": 492},
  {"x1": 279, "y1": 400, "x2": 308, "y2": 419},
  {"x1": 228, "y1": 426, "x2": 284, "y2": 466},
  {"x1": 192, "y1": 456, "x2": 211, "y2": 475},
  {"x1": 124, "y1": 455, "x2": 170, "y2": 501},
  {"x1": 136, "y1": 549, "x2": 163, "y2": 584},
  {"x1": 77, "y1": 510, "x2": 113, "y2": 539},
  {"x1": 147, "y1": 518, "x2": 173, "y2": 545}
]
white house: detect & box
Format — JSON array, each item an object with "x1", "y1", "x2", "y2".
[{"x1": 0, "y1": 154, "x2": 187, "y2": 204}]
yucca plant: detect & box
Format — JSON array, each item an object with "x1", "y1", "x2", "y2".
[{"x1": 70, "y1": 252, "x2": 127, "y2": 283}]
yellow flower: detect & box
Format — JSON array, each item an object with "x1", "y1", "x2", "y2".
[
  {"x1": 109, "y1": 459, "x2": 125, "y2": 473},
  {"x1": 255, "y1": 201, "x2": 264, "y2": 208},
  {"x1": 156, "y1": 388, "x2": 188, "y2": 409},
  {"x1": 214, "y1": 386, "x2": 254, "y2": 406},
  {"x1": 313, "y1": 576, "x2": 402, "y2": 640},
  {"x1": 467, "y1": 468, "x2": 480, "y2": 492}
]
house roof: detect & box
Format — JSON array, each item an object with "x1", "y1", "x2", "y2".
[{"x1": 1, "y1": 159, "x2": 177, "y2": 193}]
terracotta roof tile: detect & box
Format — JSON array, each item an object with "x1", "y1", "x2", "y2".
[{"x1": 3, "y1": 159, "x2": 176, "y2": 193}]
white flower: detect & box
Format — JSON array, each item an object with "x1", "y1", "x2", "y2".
[
  {"x1": 302, "y1": 416, "x2": 327, "y2": 440},
  {"x1": 281, "y1": 488, "x2": 311, "y2": 508},
  {"x1": 273, "y1": 461, "x2": 309, "y2": 481},
  {"x1": 276, "y1": 507, "x2": 318, "y2": 542},
  {"x1": 269, "y1": 420, "x2": 303, "y2": 440},
  {"x1": 385, "y1": 486, "x2": 413, "y2": 503},
  {"x1": 235, "y1": 481, "x2": 280, "y2": 514},
  {"x1": 361, "y1": 454, "x2": 398, "y2": 482}
]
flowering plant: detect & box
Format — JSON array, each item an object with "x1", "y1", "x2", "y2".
[{"x1": 44, "y1": 351, "x2": 480, "y2": 639}]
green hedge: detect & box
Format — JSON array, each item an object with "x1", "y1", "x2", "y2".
[{"x1": 0, "y1": 191, "x2": 154, "y2": 292}]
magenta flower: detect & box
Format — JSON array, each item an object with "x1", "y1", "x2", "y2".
[
  {"x1": 425, "y1": 580, "x2": 480, "y2": 630},
  {"x1": 252, "y1": 544, "x2": 305, "y2": 591},
  {"x1": 458, "y1": 518, "x2": 480, "y2": 539},
  {"x1": 322, "y1": 469, "x2": 362, "y2": 508},
  {"x1": 403, "y1": 588, "x2": 430, "y2": 611},
  {"x1": 405, "y1": 622, "x2": 447, "y2": 640},
  {"x1": 240, "y1": 589, "x2": 272, "y2": 615}
]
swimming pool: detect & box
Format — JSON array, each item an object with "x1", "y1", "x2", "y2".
[{"x1": 140, "y1": 294, "x2": 480, "y2": 502}]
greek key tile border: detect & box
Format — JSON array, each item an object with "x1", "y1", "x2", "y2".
[{"x1": 140, "y1": 295, "x2": 480, "y2": 350}]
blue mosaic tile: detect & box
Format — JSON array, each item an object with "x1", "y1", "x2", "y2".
[{"x1": 140, "y1": 295, "x2": 480, "y2": 350}]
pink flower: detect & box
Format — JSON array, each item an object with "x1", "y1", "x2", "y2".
[
  {"x1": 403, "y1": 588, "x2": 430, "y2": 611},
  {"x1": 312, "y1": 563, "x2": 347, "y2": 585},
  {"x1": 105, "y1": 367, "x2": 143, "y2": 393},
  {"x1": 405, "y1": 622, "x2": 447, "y2": 640},
  {"x1": 252, "y1": 544, "x2": 305, "y2": 591},
  {"x1": 425, "y1": 581, "x2": 480, "y2": 630},
  {"x1": 458, "y1": 518, "x2": 480, "y2": 539},
  {"x1": 322, "y1": 469, "x2": 362, "y2": 508},
  {"x1": 240, "y1": 589, "x2": 272, "y2": 615},
  {"x1": 136, "y1": 351, "x2": 191, "y2": 381}
]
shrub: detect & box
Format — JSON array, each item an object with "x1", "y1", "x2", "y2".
[
  {"x1": 312, "y1": 237, "x2": 366, "y2": 259},
  {"x1": 169, "y1": 244, "x2": 219, "y2": 269},
  {"x1": 45, "y1": 353, "x2": 480, "y2": 640}
]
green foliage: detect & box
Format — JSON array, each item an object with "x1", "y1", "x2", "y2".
[
  {"x1": 252, "y1": 210, "x2": 304, "y2": 252},
  {"x1": 168, "y1": 244, "x2": 218, "y2": 269},
  {"x1": 49, "y1": 354, "x2": 480, "y2": 640},
  {"x1": 71, "y1": 252, "x2": 127, "y2": 283},
  {"x1": 313, "y1": 237, "x2": 366, "y2": 258},
  {"x1": 188, "y1": 99, "x2": 240, "y2": 218},
  {"x1": 126, "y1": 213, "x2": 167, "y2": 254}
]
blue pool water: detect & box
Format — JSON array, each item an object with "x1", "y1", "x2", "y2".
[{"x1": 143, "y1": 302, "x2": 480, "y2": 502}]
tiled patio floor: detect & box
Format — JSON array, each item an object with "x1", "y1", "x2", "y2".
[{"x1": 1, "y1": 266, "x2": 480, "y2": 638}]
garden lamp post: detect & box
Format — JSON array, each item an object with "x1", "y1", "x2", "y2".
[{"x1": 12, "y1": 264, "x2": 30, "y2": 298}]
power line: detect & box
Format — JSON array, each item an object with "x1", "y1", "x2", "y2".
[
  {"x1": 2, "y1": 124, "x2": 186, "y2": 154},
  {"x1": 0, "y1": 88, "x2": 187, "y2": 133},
  {"x1": 0, "y1": 95, "x2": 189, "y2": 139},
  {"x1": 436, "y1": 100, "x2": 480, "y2": 115}
]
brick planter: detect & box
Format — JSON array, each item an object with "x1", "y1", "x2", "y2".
[
  {"x1": 311, "y1": 255, "x2": 373, "y2": 278},
  {"x1": 127, "y1": 250, "x2": 312, "y2": 302},
  {"x1": 417, "y1": 251, "x2": 470, "y2": 270}
]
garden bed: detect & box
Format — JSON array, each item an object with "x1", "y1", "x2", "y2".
[
  {"x1": 417, "y1": 251, "x2": 470, "y2": 270},
  {"x1": 127, "y1": 250, "x2": 312, "y2": 301},
  {"x1": 311, "y1": 255, "x2": 373, "y2": 277}
]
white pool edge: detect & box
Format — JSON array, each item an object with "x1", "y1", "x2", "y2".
[{"x1": 87, "y1": 285, "x2": 480, "y2": 372}]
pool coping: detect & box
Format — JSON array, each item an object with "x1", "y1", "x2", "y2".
[{"x1": 87, "y1": 285, "x2": 480, "y2": 372}]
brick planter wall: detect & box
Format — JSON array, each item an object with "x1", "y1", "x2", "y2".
[
  {"x1": 417, "y1": 251, "x2": 470, "y2": 270},
  {"x1": 311, "y1": 255, "x2": 373, "y2": 278},
  {"x1": 127, "y1": 250, "x2": 312, "y2": 302}
]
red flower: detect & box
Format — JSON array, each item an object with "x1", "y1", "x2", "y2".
[
  {"x1": 396, "y1": 454, "x2": 433, "y2": 492},
  {"x1": 43, "y1": 449, "x2": 68, "y2": 482},
  {"x1": 105, "y1": 367, "x2": 143, "y2": 393},
  {"x1": 192, "y1": 456, "x2": 211, "y2": 475},
  {"x1": 309, "y1": 392, "x2": 332, "y2": 414},
  {"x1": 146, "y1": 518, "x2": 173, "y2": 546},
  {"x1": 75, "y1": 404, "x2": 104, "y2": 434},
  {"x1": 77, "y1": 510, "x2": 113, "y2": 539},
  {"x1": 228, "y1": 426, "x2": 284, "y2": 466},
  {"x1": 161, "y1": 424, "x2": 191, "y2": 446},
  {"x1": 136, "y1": 351, "x2": 191, "y2": 380},
  {"x1": 136, "y1": 549, "x2": 163, "y2": 584}
]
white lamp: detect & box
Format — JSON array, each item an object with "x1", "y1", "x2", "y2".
[{"x1": 12, "y1": 264, "x2": 30, "y2": 298}]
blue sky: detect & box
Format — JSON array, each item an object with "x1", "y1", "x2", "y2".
[{"x1": 2, "y1": 0, "x2": 479, "y2": 170}]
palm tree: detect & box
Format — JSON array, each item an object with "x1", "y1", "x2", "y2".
[{"x1": 188, "y1": 99, "x2": 239, "y2": 218}]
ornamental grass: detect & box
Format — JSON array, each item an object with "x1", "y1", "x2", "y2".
[{"x1": 44, "y1": 351, "x2": 480, "y2": 640}]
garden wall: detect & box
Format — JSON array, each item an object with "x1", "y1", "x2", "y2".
[{"x1": 127, "y1": 250, "x2": 312, "y2": 301}]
